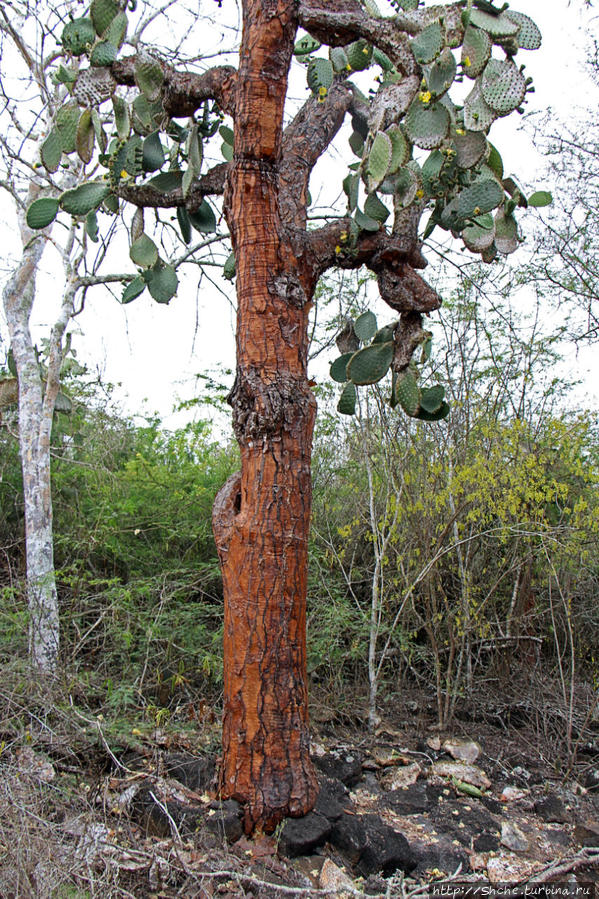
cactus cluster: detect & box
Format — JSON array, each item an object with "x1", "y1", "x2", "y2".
[{"x1": 330, "y1": 311, "x2": 448, "y2": 421}]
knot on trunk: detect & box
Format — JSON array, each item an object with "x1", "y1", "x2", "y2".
[
  {"x1": 212, "y1": 471, "x2": 242, "y2": 560},
  {"x1": 268, "y1": 272, "x2": 308, "y2": 308},
  {"x1": 393, "y1": 312, "x2": 427, "y2": 370},
  {"x1": 229, "y1": 368, "x2": 314, "y2": 443},
  {"x1": 375, "y1": 262, "x2": 441, "y2": 314}
]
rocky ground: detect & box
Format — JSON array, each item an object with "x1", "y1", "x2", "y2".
[{"x1": 2, "y1": 704, "x2": 599, "y2": 898}]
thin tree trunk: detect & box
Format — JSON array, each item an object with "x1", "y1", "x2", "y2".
[
  {"x1": 2, "y1": 206, "x2": 60, "y2": 674},
  {"x1": 212, "y1": 0, "x2": 318, "y2": 834}
]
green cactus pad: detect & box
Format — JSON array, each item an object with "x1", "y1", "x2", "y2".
[
  {"x1": 373, "y1": 324, "x2": 396, "y2": 344},
  {"x1": 453, "y1": 129, "x2": 487, "y2": 169},
  {"x1": 135, "y1": 54, "x2": 164, "y2": 102},
  {"x1": 294, "y1": 33, "x2": 321, "y2": 56},
  {"x1": 121, "y1": 276, "x2": 146, "y2": 304},
  {"x1": 461, "y1": 26, "x2": 492, "y2": 78},
  {"x1": 76, "y1": 109, "x2": 95, "y2": 164},
  {"x1": 103, "y1": 10, "x2": 127, "y2": 48},
  {"x1": 59, "y1": 182, "x2": 111, "y2": 216},
  {"x1": 486, "y1": 141, "x2": 504, "y2": 180},
  {"x1": 469, "y1": 8, "x2": 520, "y2": 38},
  {"x1": 223, "y1": 252, "x2": 236, "y2": 280},
  {"x1": 337, "y1": 382, "x2": 357, "y2": 416},
  {"x1": 131, "y1": 95, "x2": 163, "y2": 135},
  {"x1": 416, "y1": 400, "x2": 450, "y2": 421},
  {"x1": 347, "y1": 341, "x2": 394, "y2": 386},
  {"x1": 55, "y1": 104, "x2": 81, "y2": 154},
  {"x1": 441, "y1": 179, "x2": 504, "y2": 231},
  {"x1": 494, "y1": 209, "x2": 519, "y2": 254},
  {"x1": 481, "y1": 59, "x2": 526, "y2": 116},
  {"x1": 146, "y1": 263, "x2": 178, "y2": 304},
  {"x1": 504, "y1": 11, "x2": 542, "y2": 50},
  {"x1": 411, "y1": 23, "x2": 444, "y2": 65},
  {"x1": 40, "y1": 130, "x2": 62, "y2": 173},
  {"x1": 421, "y1": 149, "x2": 444, "y2": 197},
  {"x1": 373, "y1": 46, "x2": 395, "y2": 73},
  {"x1": 354, "y1": 310, "x2": 378, "y2": 342},
  {"x1": 90, "y1": 39, "x2": 118, "y2": 67},
  {"x1": 394, "y1": 165, "x2": 421, "y2": 208},
  {"x1": 130, "y1": 233, "x2": 159, "y2": 267},
  {"x1": 387, "y1": 125, "x2": 410, "y2": 173},
  {"x1": 427, "y1": 48, "x2": 457, "y2": 97},
  {"x1": 366, "y1": 131, "x2": 393, "y2": 190},
  {"x1": 364, "y1": 192, "x2": 390, "y2": 223},
  {"x1": 394, "y1": 368, "x2": 420, "y2": 416},
  {"x1": 188, "y1": 199, "x2": 217, "y2": 234},
  {"x1": 462, "y1": 215, "x2": 496, "y2": 252},
  {"x1": 26, "y1": 197, "x2": 60, "y2": 230},
  {"x1": 330, "y1": 353, "x2": 354, "y2": 383},
  {"x1": 346, "y1": 40, "x2": 373, "y2": 71},
  {"x1": 464, "y1": 80, "x2": 497, "y2": 132},
  {"x1": 420, "y1": 385, "x2": 445, "y2": 414},
  {"x1": 112, "y1": 96, "x2": 130, "y2": 141},
  {"x1": 61, "y1": 17, "x2": 95, "y2": 56},
  {"x1": 142, "y1": 131, "x2": 165, "y2": 172},
  {"x1": 330, "y1": 46, "x2": 349, "y2": 73},
  {"x1": 90, "y1": 0, "x2": 119, "y2": 36},
  {"x1": 307, "y1": 57, "x2": 334, "y2": 96},
  {"x1": 404, "y1": 99, "x2": 450, "y2": 150}
]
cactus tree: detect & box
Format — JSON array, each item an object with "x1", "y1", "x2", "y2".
[{"x1": 28, "y1": 0, "x2": 545, "y2": 832}]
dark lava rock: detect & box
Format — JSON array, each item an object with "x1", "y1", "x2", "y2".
[
  {"x1": 313, "y1": 750, "x2": 363, "y2": 786},
  {"x1": 278, "y1": 811, "x2": 331, "y2": 857},
  {"x1": 383, "y1": 781, "x2": 444, "y2": 815},
  {"x1": 534, "y1": 794, "x2": 572, "y2": 824},
  {"x1": 164, "y1": 753, "x2": 216, "y2": 793},
  {"x1": 411, "y1": 840, "x2": 469, "y2": 876},
  {"x1": 205, "y1": 799, "x2": 243, "y2": 843},
  {"x1": 330, "y1": 813, "x2": 417, "y2": 876},
  {"x1": 574, "y1": 820, "x2": 599, "y2": 847},
  {"x1": 315, "y1": 776, "x2": 350, "y2": 821},
  {"x1": 132, "y1": 785, "x2": 204, "y2": 838},
  {"x1": 473, "y1": 831, "x2": 501, "y2": 852},
  {"x1": 479, "y1": 794, "x2": 502, "y2": 815},
  {"x1": 585, "y1": 768, "x2": 599, "y2": 792}
]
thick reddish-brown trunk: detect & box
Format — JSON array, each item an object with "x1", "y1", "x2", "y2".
[{"x1": 212, "y1": 0, "x2": 318, "y2": 833}]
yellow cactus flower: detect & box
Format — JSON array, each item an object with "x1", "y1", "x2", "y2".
[
  {"x1": 318, "y1": 86, "x2": 328, "y2": 103},
  {"x1": 456, "y1": 127, "x2": 466, "y2": 135},
  {"x1": 419, "y1": 90, "x2": 432, "y2": 104},
  {"x1": 464, "y1": 56, "x2": 472, "y2": 68},
  {"x1": 416, "y1": 188, "x2": 424, "y2": 199}
]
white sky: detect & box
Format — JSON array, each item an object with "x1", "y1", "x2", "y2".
[{"x1": 1, "y1": 0, "x2": 598, "y2": 428}]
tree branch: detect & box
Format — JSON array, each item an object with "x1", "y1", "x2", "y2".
[
  {"x1": 280, "y1": 82, "x2": 353, "y2": 228},
  {"x1": 111, "y1": 57, "x2": 237, "y2": 118},
  {"x1": 116, "y1": 162, "x2": 227, "y2": 210},
  {"x1": 298, "y1": 0, "x2": 465, "y2": 76}
]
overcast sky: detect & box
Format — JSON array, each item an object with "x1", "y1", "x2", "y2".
[{"x1": 2, "y1": 0, "x2": 597, "y2": 428}]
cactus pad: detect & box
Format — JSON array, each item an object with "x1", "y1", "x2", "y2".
[
  {"x1": 59, "y1": 182, "x2": 111, "y2": 216},
  {"x1": 453, "y1": 129, "x2": 487, "y2": 169},
  {"x1": 394, "y1": 368, "x2": 420, "y2": 416},
  {"x1": 461, "y1": 26, "x2": 492, "y2": 78},
  {"x1": 337, "y1": 382, "x2": 357, "y2": 416},
  {"x1": 427, "y1": 48, "x2": 457, "y2": 97},
  {"x1": 464, "y1": 80, "x2": 497, "y2": 132},
  {"x1": 130, "y1": 233, "x2": 159, "y2": 267},
  {"x1": 73, "y1": 66, "x2": 117, "y2": 105},
  {"x1": 330, "y1": 353, "x2": 353, "y2": 383},
  {"x1": 387, "y1": 125, "x2": 410, "y2": 173},
  {"x1": 61, "y1": 18, "x2": 95, "y2": 56},
  {"x1": 135, "y1": 53, "x2": 164, "y2": 102},
  {"x1": 505, "y1": 11, "x2": 542, "y2": 51},
  {"x1": 469, "y1": 9, "x2": 520, "y2": 38},
  {"x1": 90, "y1": 39, "x2": 118, "y2": 67},
  {"x1": 354, "y1": 310, "x2": 378, "y2": 342},
  {"x1": 481, "y1": 59, "x2": 526, "y2": 116},
  {"x1": 76, "y1": 109, "x2": 95, "y2": 164},
  {"x1": 494, "y1": 208, "x2": 519, "y2": 254},
  {"x1": 411, "y1": 23, "x2": 444, "y2": 65},
  {"x1": 366, "y1": 131, "x2": 393, "y2": 190},
  {"x1": 146, "y1": 263, "x2": 178, "y2": 304},
  {"x1": 347, "y1": 341, "x2": 394, "y2": 385},
  {"x1": 404, "y1": 99, "x2": 450, "y2": 150},
  {"x1": 41, "y1": 130, "x2": 62, "y2": 173},
  {"x1": 462, "y1": 215, "x2": 496, "y2": 252},
  {"x1": 55, "y1": 104, "x2": 81, "y2": 153},
  {"x1": 346, "y1": 40, "x2": 373, "y2": 71},
  {"x1": 26, "y1": 197, "x2": 60, "y2": 230},
  {"x1": 307, "y1": 57, "x2": 334, "y2": 96},
  {"x1": 294, "y1": 33, "x2": 321, "y2": 56},
  {"x1": 420, "y1": 385, "x2": 445, "y2": 414},
  {"x1": 90, "y1": 0, "x2": 119, "y2": 36}
]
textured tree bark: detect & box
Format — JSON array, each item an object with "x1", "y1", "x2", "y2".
[
  {"x1": 212, "y1": 0, "x2": 318, "y2": 833},
  {"x1": 2, "y1": 209, "x2": 60, "y2": 675}
]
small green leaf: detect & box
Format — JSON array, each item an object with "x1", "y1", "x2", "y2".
[
  {"x1": 223, "y1": 252, "x2": 236, "y2": 280},
  {"x1": 121, "y1": 276, "x2": 146, "y2": 304},
  {"x1": 86, "y1": 211, "x2": 99, "y2": 242},
  {"x1": 188, "y1": 199, "x2": 217, "y2": 234},
  {"x1": 142, "y1": 131, "x2": 165, "y2": 172},
  {"x1": 26, "y1": 197, "x2": 60, "y2": 230},
  {"x1": 176, "y1": 206, "x2": 192, "y2": 245},
  {"x1": 147, "y1": 264, "x2": 178, "y2": 303},
  {"x1": 337, "y1": 382, "x2": 357, "y2": 415},
  {"x1": 130, "y1": 233, "x2": 159, "y2": 267},
  {"x1": 527, "y1": 190, "x2": 552, "y2": 208}
]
